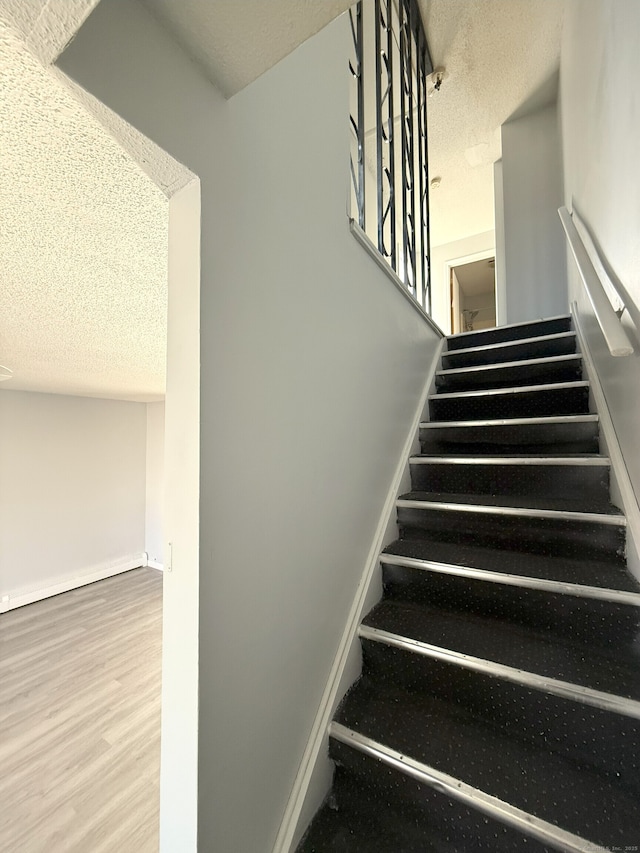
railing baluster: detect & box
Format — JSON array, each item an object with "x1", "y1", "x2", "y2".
[
  {"x1": 386, "y1": 0, "x2": 397, "y2": 272},
  {"x1": 399, "y1": 0, "x2": 408, "y2": 285},
  {"x1": 374, "y1": 0, "x2": 384, "y2": 255},
  {"x1": 349, "y1": 0, "x2": 432, "y2": 313},
  {"x1": 423, "y1": 30, "x2": 432, "y2": 315},
  {"x1": 416, "y1": 27, "x2": 427, "y2": 310},
  {"x1": 349, "y1": 4, "x2": 365, "y2": 230}
]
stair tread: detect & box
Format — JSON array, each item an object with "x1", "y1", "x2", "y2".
[
  {"x1": 334, "y1": 679, "x2": 640, "y2": 844},
  {"x1": 298, "y1": 767, "x2": 546, "y2": 853},
  {"x1": 420, "y1": 414, "x2": 598, "y2": 427},
  {"x1": 382, "y1": 537, "x2": 634, "y2": 589},
  {"x1": 443, "y1": 330, "x2": 576, "y2": 359},
  {"x1": 448, "y1": 315, "x2": 571, "y2": 339},
  {"x1": 447, "y1": 316, "x2": 572, "y2": 350},
  {"x1": 362, "y1": 598, "x2": 640, "y2": 699},
  {"x1": 437, "y1": 352, "x2": 581, "y2": 375},
  {"x1": 398, "y1": 489, "x2": 623, "y2": 517},
  {"x1": 431, "y1": 379, "x2": 589, "y2": 399},
  {"x1": 410, "y1": 453, "x2": 607, "y2": 461}
]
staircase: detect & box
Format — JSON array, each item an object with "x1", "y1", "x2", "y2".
[{"x1": 297, "y1": 315, "x2": 640, "y2": 852}]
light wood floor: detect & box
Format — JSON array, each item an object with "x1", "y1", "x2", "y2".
[{"x1": 0, "y1": 568, "x2": 162, "y2": 853}]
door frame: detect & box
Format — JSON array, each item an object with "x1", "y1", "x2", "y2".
[{"x1": 445, "y1": 248, "x2": 498, "y2": 335}]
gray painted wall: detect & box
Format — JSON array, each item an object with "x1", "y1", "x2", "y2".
[
  {"x1": 0, "y1": 390, "x2": 146, "y2": 600},
  {"x1": 560, "y1": 0, "x2": 640, "y2": 504},
  {"x1": 499, "y1": 104, "x2": 567, "y2": 323},
  {"x1": 60, "y1": 4, "x2": 442, "y2": 851}
]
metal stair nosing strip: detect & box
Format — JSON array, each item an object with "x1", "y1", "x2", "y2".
[
  {"x1": 436, "y1": 352, "x2": 582, "y2": 378},
  {"x1": 442, "y1": 330, "x2": 577, "y2": 359},
  {"x1": 328, "y1": 722, "x2": 596, "y2": 853},
  {"x1": 408, "y1": 456, "x2": 610, "y2": 467},
  {"x1": 419, "y1": 415, "x2": 599, "y2": 430},
  {"x1": 379, "y1": 552, "x2": 640, "y2": 605},
  {"x1": 358, "y1": 624, "x2": 640, "y2": 720},
  {"x1": 395, "y1": 498, "x2": 626, "y2": 526},
  {"x1": 430, "y1": 380, "x2": 589, "y2": 401}
]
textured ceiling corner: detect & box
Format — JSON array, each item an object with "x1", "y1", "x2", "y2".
[
  {"x1": 141, "y1": 0, "x2": 354, "y2": 97},
  {"x1": 0, "y1": 14, "x2": 172, "y2": 401}
]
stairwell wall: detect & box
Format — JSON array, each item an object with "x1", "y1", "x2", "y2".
[
  {"x1": 559, "y1": 0, "x2": 640, "y2": 507},
  {"x1": 499, "y1": 103, "x2": 568, "y2": 323},
  {"x1": 59, "y1": 5, "x2": 442, "y2": 852}
]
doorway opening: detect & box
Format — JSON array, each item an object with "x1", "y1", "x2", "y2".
[{"x1": 450, "y1": 256, "x2": 497, "y2": 334}]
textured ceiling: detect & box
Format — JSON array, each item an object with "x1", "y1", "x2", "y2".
[
  {"x1": 0, "y1": 19, "x2": 170, "y2": 401},
  {"x1": 421, "y1": 0, "x2": 566, "y2": 246},
  {"x1": 0, "y1": 0, "x2": 100, "y2": 63},
  {"x1": 142, "y1": 0, "x2": 354, "y2": 97}
]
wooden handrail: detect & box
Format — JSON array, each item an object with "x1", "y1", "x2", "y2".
[{"x1": 558, "y1": 206, "x2": 633, "y2": 357}]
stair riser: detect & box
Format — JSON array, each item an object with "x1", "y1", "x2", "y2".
[
  {"x1": 361, "y1": 641, "x2": 640, "y2": 790},
  {"x1": 419, "y1": 421, "x2": 600, "y2": 455},
  {"x1": 397, "y1": 506, "x2": 625, "y2": 560},
  {"x1": 442, "y1": 334, "x2": 577, "y2": 368},
  {"x1": 381, "y1": 563, "x2": 640, "y2": 644},
  {"x1": 326, "y1": 741, "x2": 551, "y2": 853},
  {"x1": 447, "y1": 317, "x2": 572, "y2": 351},
  {"x1": 435, "y1": 359, "x2": 582, "y2": 392},
  {"x1": 429, "y1": 386, "x2": 590, "y2": 421},
  {"x1": 421, "y1": 438, "x2": 601, "y2": 456},
  {"x1": 409, "y1": 462, "x2": 609, "y2": 500}
]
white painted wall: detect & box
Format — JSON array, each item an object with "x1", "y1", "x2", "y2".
[
  {"x1": 499, "y1": 103, "x2": 567, "y2": 323},
  {"x1": 0, "y1": 390, "x2": 146, "y2": 607},
  {"x1": 60, "y1": 5, "x2": 442, "y2": 851},
  {"x1": 145, "y1": 401, "x2": 165, "y2": 567},
  {"x1": 560, "y1": 0, "x2": 640, "y2": 502},
  {"x1": 493, "y1": 159, "x2": 507, "y2": 325},
  {"x1": 430, "y1": 230, "x2": 495, "y2": 334}
]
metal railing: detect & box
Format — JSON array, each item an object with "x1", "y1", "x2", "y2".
[
  {"x1": 558, "y1": 206, "x2": 633, "y2": 357},
  {"x1": 349, "y1": 0, "x2": 433, "y2": 313}
]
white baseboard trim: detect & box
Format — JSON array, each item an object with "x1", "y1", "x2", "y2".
[
  {"x1": 572, "y1": 304, "x2": 640, "y2": 580},
  {"x1": 0, "y1": 554, "x2": 146, "y2": 613},
  {"x1": 147, "y1": 560, "x2": 164, "y2": 571},
  {"x1": 272, "y1": 336, "x2": 447, "y2": 853}
]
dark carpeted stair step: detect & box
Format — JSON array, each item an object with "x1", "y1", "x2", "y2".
[
  {"x1": 442, "y1": 330, "x2": 577, "y2": 369},
  {"x1": 435, "y1": 353, "x2": 582, "y2": 392},
  {"x1": 331, "y1": 679, "x2": 640, "y2": 849},
  {"x1": 358, "y1": 620, "x2": 640, "y2": 786},
  {"x1": 378, "y1": 543, "x2": 639, "y2": 644},
  {"x1": 429, "y1": 380, "x2": 590, "y2": 421},
  {"x1": 419, "y1": 414, "x2": 600, "y2": 455},
  {"x1": 382, "y1": 534, "x2": 636, "y2": 591},
  {"x1": 362, "y1": 597, "x2": 640, "y2": 700},
  {"x1": 446, "y1": 315, "x2": 572, "y2": 351},
  {"x1": 297, "y1": 763, "x2": 551, "y2": 852},
  {"x1": 408, "y1": 455, "x2": 609, "y2": 500},
  {"x1": 396, "y1": 490, "x2": 626, "y2": 559}
]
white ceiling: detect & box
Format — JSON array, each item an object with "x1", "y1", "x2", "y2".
[{"x1": 0, "y1": 15, "x2": 170, "y2": 402}]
